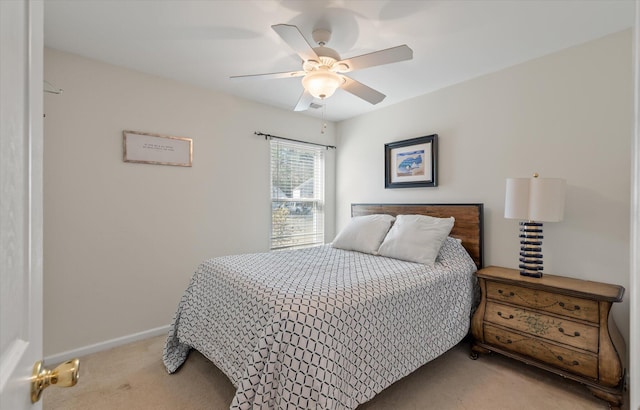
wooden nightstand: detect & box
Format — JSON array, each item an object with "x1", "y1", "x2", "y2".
[{"x1": 470, "y1": 266, "x2": 625, "y2": 409}]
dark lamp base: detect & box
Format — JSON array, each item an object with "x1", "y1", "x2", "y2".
[{"x1": 518, "y1": 221, "x2": 545, "y2": 279}]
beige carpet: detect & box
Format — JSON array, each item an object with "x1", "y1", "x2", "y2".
[{"x1": 43, "y1": 335, "x2": 624, "y2": 410}]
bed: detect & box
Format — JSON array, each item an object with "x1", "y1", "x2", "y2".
[{"x1": 163, "y1": 203, "x2": 483, "y2": 409}]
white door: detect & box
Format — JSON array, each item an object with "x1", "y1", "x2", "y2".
[{"x1": 0, "y1": 0, "x2": 44, "y2": 408}]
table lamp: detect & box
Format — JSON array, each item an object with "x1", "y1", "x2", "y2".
[{"x1": 504, "y1": 173, "x2": 566, "y2": 277}]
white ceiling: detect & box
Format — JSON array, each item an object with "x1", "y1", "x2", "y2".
[{"x1": 44, "y1": 0, "x2": 635, "y2": 122}]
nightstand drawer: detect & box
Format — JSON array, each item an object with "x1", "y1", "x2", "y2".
[
  {"x1": 484, "y1": 324, "x2": 597, "y2": 379},
  {"x1": 486, "y1": 281, "x2": 599, "y2": 323},
  {"x1": 485, "y1": 302, "x2": 598, "y2": 352}
]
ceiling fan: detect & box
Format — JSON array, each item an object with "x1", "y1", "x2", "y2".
[{"x1": 230, "y1": 24, "x2": 413, "y2": 111}]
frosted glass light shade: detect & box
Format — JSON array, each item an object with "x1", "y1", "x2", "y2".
[
  {"x1": 505, "y1": 177, "x2": 566, "y2": 222},
  {"x1": 302, "y1": 70, "x2": 342, "y2": 99}
]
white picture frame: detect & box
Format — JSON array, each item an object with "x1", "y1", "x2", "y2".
[{"x1": 123, "y1": 130, "x2": 192, "y2": 167}]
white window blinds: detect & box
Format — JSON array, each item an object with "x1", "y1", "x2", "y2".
[{"x1": 270, "y1": 138, "x2": 325, "y2": 250}]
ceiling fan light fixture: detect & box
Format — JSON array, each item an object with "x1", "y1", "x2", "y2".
[
  {"x1": 232, "y1": 24, "x2": 413, "y2": 111},
  {"x1": 302, "y1": 70, "x2": 343, "y2": 99}
]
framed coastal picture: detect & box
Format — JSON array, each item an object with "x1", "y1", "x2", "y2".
[
  {"x1": 385, "y1": 134, "x2": 437, "y2": 188},
  {"x1": 123, "y1": 130, "x2": 192, "y2": 167}
]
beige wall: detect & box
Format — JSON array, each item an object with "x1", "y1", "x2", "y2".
[
  {"x1": 43, "y1": 48, "x2": 336, "y2": 356},
  {"x1": 336, "y1": 30, "x2": 633, "y2": 346},
  {"x1": 44, "y1": 30, "x2": 633, "y2": 358}
]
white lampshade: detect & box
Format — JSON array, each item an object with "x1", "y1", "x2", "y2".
[
  {"x1": 302, "y1": 70, "x2": 342, "y2": 99},
  {"x1": 505, "y1": 176, "x2": 566, "y2": 222}
]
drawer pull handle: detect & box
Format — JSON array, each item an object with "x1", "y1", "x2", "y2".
[
  {"x1": 497, "y1": 312, "x2": 514, "y2": 320},
  {"x1": 495, "y1": 335, "x2": 512, "y2": 344},
  {"x1": 558, "y1": 328, "x2": 580, "y2": 337},
  {"x1": 498, "y1": 289, "x2": 515, "y2": 297},
  {"x1": 556, "y1": 355, "x2": 579, "y2": 366},
  {"x1": 558, "y1": 302, "x2": 581, "y2": 311}
]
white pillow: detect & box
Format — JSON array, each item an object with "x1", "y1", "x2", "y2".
[
  {"x1": 331, "y1": 214, "x2": 396, "y2": 255},
  {"x1": 378, "y1": 214, "x2": 455, "y2": 266}
]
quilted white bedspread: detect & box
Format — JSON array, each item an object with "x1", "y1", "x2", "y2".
[{"x1": 163, "y1": 237, "x2": 477, "y2": 409}]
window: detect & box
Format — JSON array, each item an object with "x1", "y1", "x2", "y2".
[{"x1": 270, "y1": 138, "x2": 325, "y2": 250}]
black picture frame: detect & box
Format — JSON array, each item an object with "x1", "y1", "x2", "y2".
[{"x1": 385, "y1": 134, "x2": 438, "y2": 188}]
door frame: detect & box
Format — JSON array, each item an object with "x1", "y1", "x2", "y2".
[
  {"x1": 0, "y1": 0, "x2": 44, "y2": 408},
  {"x1": 630, "y1": 2, "x2": 639, "y2": 409}
]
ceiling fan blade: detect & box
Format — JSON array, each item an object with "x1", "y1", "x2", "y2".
[
  {"x1": 341, "y1": 76, "x2": 386, "y2": 105},
  {"x1": 294, "y1": 89, "x2": 314, "y2": 111},
  {"x1": 337, "y1": 45, "x2": 413, "y2": 73},
  {"x1": 230, "y1": 70, "x2": 305, "y2": 81},
  {"x1": 272, "y1": 24, "x2": 319, "y2": 62}
]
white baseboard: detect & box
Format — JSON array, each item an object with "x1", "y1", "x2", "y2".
[{"x1": 44, "y1": 325, "x2": 170, "y2": 365}]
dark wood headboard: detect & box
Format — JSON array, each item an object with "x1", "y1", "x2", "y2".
[{"x1": 351, "y1": 203, "x2": 484, "y2": 269}]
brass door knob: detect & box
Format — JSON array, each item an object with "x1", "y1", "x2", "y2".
[{"x1": 31, "y1": 358, "x2": 80, "y2": 403}]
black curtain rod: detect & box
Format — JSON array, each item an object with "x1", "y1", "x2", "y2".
[{"x1": 255, "y1": 132, "x2": 336, "y2": 150}]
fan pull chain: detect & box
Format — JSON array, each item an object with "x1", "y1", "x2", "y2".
[{"x1": 320, "y1": 102, "x2": 327, "y2": 134}]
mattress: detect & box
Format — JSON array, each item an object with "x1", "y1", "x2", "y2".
[{"x1": 163, "y1": 237, "x2": 477, "y2": 409}]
